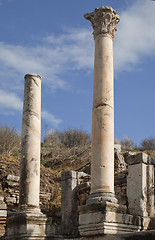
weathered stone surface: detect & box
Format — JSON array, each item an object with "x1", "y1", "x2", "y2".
[
  {"x1": 84, "y1": 6, "x2": 119, "y2": 205},
  {"x1": 0, "y1": 210, "x2": 7, "y2": 217},
  {"x1": 6, "y1": 211, "x2": 47, "y2": 240},
  {"x1": 127, "y1": 153, "x2": 154, "y2": 217},
  {"x1": 78, "y1": 175, "x2": 91, "y2": 206},
  {"x1": 114, "y1": 148, "x2": 127, "y2": 174},
  {"x1": 125, "y1": 152, "x2": 152, "y2": 165},
  {"x1": 61, "y1": 171, "x2": 87, "y2": 236},
  {"x1": 61, "y1": 170, "x2": 78, "y2": 181},
  {"x1": 6, "y1": 181, "x2": 19, "y2": 188},
  {"x1": 84, "y1": 6, "x2": 120, "y2": 40},
  {"x1": 78, "y1": 202, "x2": 150, "y2": 236},
  {"x1": 5, "y1": 197, "x2": 16, "y2": 204},
  {"x1": 7, "y1": 175, "x2": 20, "y2": 182},
  {"x1": 80, "y1": 230, "x2": 155, "y2": 240},
  {"x1": 5, "y1": 74, "x2": 48, "y2": 240},
  {"x1": 114, "y1": 144, "x2": 121, "y2": 152},
  {"x1": 0, "y1": 197, "x2": 4, "y2": 202},
  {"x1": 19, "y1": 73, "x2": 41, "y2": 209},
  {"x1": 115, "y1": 182, "x2": 127, "y2": 206}
]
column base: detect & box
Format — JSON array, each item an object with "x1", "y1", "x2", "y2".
[
  {"x1": 5, "y1": 209, "x2": 47, "y2": 240},
  {"x1": 79, "y1": 202, "x2": 150, "y2": 237},
  {"x1": 86, "y1": 192, "x2": 118, "y2": 205}
]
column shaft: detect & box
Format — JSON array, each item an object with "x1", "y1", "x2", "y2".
[
  {"x1": 19, "y1": 73, "x2": 41, "y2": 209},
  {"x1": 84, "y1": 6, "x2": 120, "y2": 204},
  {"x1": 91, "y1": 35, "x2": 114, "y2": 194}
]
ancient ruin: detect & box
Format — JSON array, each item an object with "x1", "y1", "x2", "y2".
[
  {"x1": 84, "y1": 6, "x2": 119, "y2": 205},
  {"x1": 6, "y1": 74, "x2": 47, "y2": 240},
  {"x1": 0, "y1": 5, "x2": 154, "y2": 240}
]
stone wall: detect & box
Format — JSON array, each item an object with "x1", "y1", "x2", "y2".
[
  {"x1": 0, "y1": 174, "x2": 52, "y2": 238},
  {"x1": 0, "y1": 148, "x2": 154, "y2": 238},
  {"x1": 0, "y1": 174, "x2": 51, "y2": 213},
  {"x1": 77, "y1": 171, "x2": 128, "y2": 207},
  {"x1": 78, "y1": 145, "x2": 129, "y2": 207},
  {"x1": 0, "y1": 196, "x2": 6, "y2": 238}
]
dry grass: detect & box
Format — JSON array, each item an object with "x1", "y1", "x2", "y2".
[
  {"x1": 0, "y1": 144, "x2": 91, "y2": 214},
  {"x1": 0, "y1": 145, "x2": 154, "y2": 215}
]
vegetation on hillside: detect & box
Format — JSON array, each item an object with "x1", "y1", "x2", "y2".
[
  {"x1": 0, "y1": 125, "x2": 155, "y2": 214},
  {"x1": 0, "y1": 126, "x2": 20, "y2": 154},
  {"x1": 44, "y1": 128, "x2": 91, "y2": 148}
]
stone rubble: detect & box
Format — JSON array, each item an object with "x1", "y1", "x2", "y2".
[{"x1": 1, "y1": 4, "x2": 155, "y2": 240}]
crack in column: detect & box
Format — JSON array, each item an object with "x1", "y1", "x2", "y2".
[
  {"x1": 94, "y1": 102, "x2": 113, "y2": 110},
  {"x1": 31, "y1": 77, "x2": 39, "y2": 87}
]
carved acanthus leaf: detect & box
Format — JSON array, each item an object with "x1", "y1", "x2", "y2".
[{"x1": 84, "y1": 6, "x2": 120, "y2": 40}]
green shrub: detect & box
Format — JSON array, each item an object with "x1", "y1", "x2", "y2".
[{"x1": 41, "y1": 157, "x2": 46, "y2": 165}]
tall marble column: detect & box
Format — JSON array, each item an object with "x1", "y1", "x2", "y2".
[
  {"x1": 19, "y1": 73, "x2": 41, "y2": 211},
  {"x1": 84, "y1": 6, "x2": 120, "y2": 204},
  {"x1": 6, "y1": 74, "x2": 47, "y2": 239}
]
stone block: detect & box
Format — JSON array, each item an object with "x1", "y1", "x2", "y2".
[
  {"x1": 7, "y1": 181, "x2": 19, "y2": 187},
  {"x1": 7, "y1": 175, "x2": 20, "y2": 182},
  {"x1": 61, "y1": 171, "x2": 88, "y2": 236},
  {"x1": 5, "y1": 196, "x2": 17, "y2": 204},
  {"x1": 61, "y1": 171, "x2": 79, "y2": 236},
  {"x1": 0, "y1": 210, "x2": 7, "y2": 217},
  {"x1": 127, "y1": 156, "x2": 154, "y2": 217},
  {"x1": 125, "y1": 152, "x2": 152, "y2": 165},
  {"x1": 78, "y1": 202, "x2": 150, "y2": 237},
  {"x1": 6, "y1": 210, "x2": 47, "y2": 240},
  {"x1": 0, "y1": 197, "x2": 4, "y2": 202},
  {"x1": 0, "y1": 203, "x2": 7, "y2": 210},
  {"x1": 80, "y1": 230, "x2": 155, "y2": 240},
  {"x1": 61, "y1": 170, "x2": 78, "y2": 181},
  {"x1": 114, "y1": 144, "x2": 121, "y2": 152}
]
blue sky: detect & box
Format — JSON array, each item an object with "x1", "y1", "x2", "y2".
[{"x1": 0, "y1": 0, "x2": 155, "y2": 145}]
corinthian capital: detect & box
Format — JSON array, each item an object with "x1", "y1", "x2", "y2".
[{"x1": 84, "y1": 6, "x2": 120, "y2": 40}]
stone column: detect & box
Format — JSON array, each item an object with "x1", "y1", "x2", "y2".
[
  {"x1": 19, "y1": 73, "x2": 41, "y2": 211},
  {"x1": 6, "y1": 74, "x2": 47, "y2": 240},
  {"x1": 61, "y1": 171, "x2": 87, "y2": 236},
  {"x1": 84, "y1": 7, "x2": 120, "y2": 204},
  {"x1": 126, "y1": 153, "x2": 154, "y2": 218}
]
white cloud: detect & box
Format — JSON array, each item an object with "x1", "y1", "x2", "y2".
[
  {"x1": 0, "y1": 90, "x2": 62, "y2": 128},
  {"x1": 41, "y1": 110, "x2": 62, "y2": 127},
  {"x1": 0, "y1": 0, "x2": 153, "y2": 100},
  {"x1": 45, "y1": 28, "x2": 94, "y2": 70},
  {"x1": 114, "y1": 0, "x2": 155, "y2": 73},
  {"x1": 0, "y1": 89, "x2": 22, "y2": 111},
  {"x1": 0, "y1": 28, "x2": 93, "y2": 92}
]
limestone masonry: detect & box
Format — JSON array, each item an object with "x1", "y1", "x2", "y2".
[{"x1": 0, "y1": 5, "x2": 154, "y2": 240}]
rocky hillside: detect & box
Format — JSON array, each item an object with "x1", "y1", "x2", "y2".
[
  {"x1": 0, "y1": 143, "x2": 154, "y2": 216},
  {"x1": 0, "y1": 144, "x2": 91, "y2": 215}
]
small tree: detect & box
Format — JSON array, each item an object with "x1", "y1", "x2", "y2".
[
  {"x1": 120, "y1": 137, "x2": 134, "y2": 150},
  {"x1": 44, "y1": 131, "x2": 60, "y2": 147},
  {"x1": 140, "y1": 137, "x2": 155, "y2": 151},
  {"x1": 0, "y1": 125, "x2": 20, "y2": 154},
  {"x1": 44, "y1": 129, "x2": 91, "y2": 148}
]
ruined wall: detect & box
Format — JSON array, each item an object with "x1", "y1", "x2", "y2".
[
  {"x1": 0, "y1": 174, "x2": 52, "y2": 238},
  {"x1": 0, "y1": 147, "x2": 154, "y2": 238},
  {"x1": 78, "y1": 145, "x2": 129, "y2": 207},
  {"x1": 0, "y1": 174, "x2": 51, "y2": 212}
]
